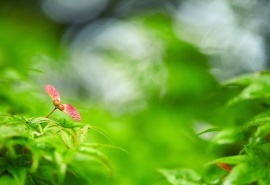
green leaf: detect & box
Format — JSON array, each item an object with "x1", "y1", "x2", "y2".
[
  {"x1": 227, "y1": 83, "x2": 270, "y2": 106},
  {"x1": 79, "y1": 124, "x2": 89, "y2": 143},
  {"x1": 247, "y1": 117, "x2": 270, "y2": 127},
  {"x1": 224, "y1": 163, "x2": 259, "y2": 184},
  {"x1": 0, "y1": 174, "x2": 17, "y2": 185},
  {"x1": 196, "y1": 128, "x2": 221, "y2": 136},
  {"x1": 62, "y1": 149, "x2": 76, "y2": 164},
  {"x1": 88, "y1": 126, "x2": 112, "y2": 143},
  {"x1": 54, "y1": 151, "x2": 66, "y2": 185},
  {"x1": 80, "y1": 143, "x2": 128, "y2": 153},
  {"x1": 78, "y1": 146, "x2": 112, "y2": 176},
  {"x1": 56, "y1": 118, "x2": 83, "y2": 128},
  {"x1": 7, "y1": 167, "x2": 26, "y2": 185},
  {"x1": 258, "y1": 168, "x2": 270, "y2": 185},
  {"x1": 224, "y1": 71, "x2": 270, "y2": 86},
  {"x1": 213, "y1": 129, "x2": 240, "y2": 144},
  {"x1": 30, "y1": 151, "x2": 41, "y2": 173},
  {"x1": 245, "y1": 146, "x2": 268, "y2": 162},
  {"x1": 158, "y1": 168, "x2": 201, "y2": 185},
  {"x1": 206, "y1": 155, "x2": 250, "y2": 165},
  {"x1": 60, "y1": 130, "x2": 73, "y2": 149},
  {"x1": 27, "y1": 117, "x2": 50, "y2": 124},
  {"x1": 24, "y1": 68, "x2": 44, "y2": 73},
  {"x1": 0, "y1": 125, "x2": 20, "y2": 139},
  {"x1": 69, "y1": 151, "x2": 110, "y2": 184},
  {"x1": 255, "y1": 123, "x2": 270, "y2": 138},
  {"x1": 224, "y1": 72, "x2": 270, "y2": 106}
]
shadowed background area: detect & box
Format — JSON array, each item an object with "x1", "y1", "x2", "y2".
[{"x1": 0, "y1": 0, "x2": 270, "y2": 184}]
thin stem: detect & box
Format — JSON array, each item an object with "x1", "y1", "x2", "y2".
[{"x1": 45, "y1": 107, "x2": 57, "y2": 118}]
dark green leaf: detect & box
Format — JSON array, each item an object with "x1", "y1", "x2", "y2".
[{"x1": 7, "y1": 167, "x2": 26, "y2": 185}]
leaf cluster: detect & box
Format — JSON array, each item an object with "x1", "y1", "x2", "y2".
[
  {"x1": 0, "y1": 115, "x2": 112, "y2": 185},
  {"x1": 160, "y1": 72, "x2": 270, "y2": 185}
]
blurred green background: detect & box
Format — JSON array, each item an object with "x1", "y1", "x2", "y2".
[{"x1": 0, "y1": 0, "x2": 268, "y2": 184}]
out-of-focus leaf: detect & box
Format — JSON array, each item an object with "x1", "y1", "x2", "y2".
[
  {"x1": 0, "y1": 126, "x2": 20, "y2": 139},
  {"x1": 25, "y1": 68, "x2": 44, "y2": 73},
  {"x1": 245, "y1": 117, "x2": 270, "y2": 128},
  {"x1": 223, "y1": 163, "x2": 259, "y2": 185},
  {"x1": 42, "y1": 122, "x2": 61, "y2": 133},
  {"x1": 224, "y1": 72, "x2": 270, "y2": 106},
  {"x1": 78, "y1": 146, "x2": 112, "y2": 176},
  {"x1": 81, "y1": 143, "x2": 128, "y2": 153},
  {"x1": 158, "y1": 168, "x2": 201, "y2": 185},
  {"x1": 0, "y1": 174, "x2": 17, "y2": 185},
  {"x1": 206, "y1": 155, "x2": 250, "y2": 166},
  {"x1": 224, "y1": 71, "x2": 270, "y2": 86},
  {"x1": 79, "y1": 124, "x2": 89, "y2": 143},
  {"x1": 35, "y1": 135, "x2": 64, "y2": 150},
  {"x1": 62, "y1": 149, "x2": 76, "y2": 164},
  {"x1": 88, "y1": 126, "x2": 112, "y2": 143},
  {"x1": 7, "y1": 167, "x2": 26, "y2": 185},
  {"x1": 258, "y1": 170, "x2": 270, "y2": 185},
  {"x1": 213, "y1": 129, "x2": 241, "y2": 144},
  {"x1": 60, "y1": 130, "x2": 73, "y2": 149},
  {"x1": 245, "y1": 146, "x2": 268, "y2": 162},
  {"x1": 30, "y1": 163, "x2": 58, "y2": 185},
  {"x1": 196, "y1": 128, "x2": 221, "y2": 136},
  {"x1": 255, "y1": 123, "x2": 270, "y2": 138},
  {"x1": 227, "y1": 83, "x2": 270, "y2": 106},
  {"x1": 54, "y1": 151, "x2": 66, "y2": 185},
  {"x1": 69, "y1": 151, "x2": 108, "y2": 184},
  {"x1": 30, "y1": 150, "x2": 40, "y2": 173}
]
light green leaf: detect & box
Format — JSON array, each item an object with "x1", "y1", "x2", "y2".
[
  {"x1": 79, "y1": 124, "x2": 89, "y2": 143},
  {"x1": 158, "y1": 168, "x2": 201, "y2": 185},
  {"x1": 69, "y1": 151, "x2": 111, "y2": 184},
  {"x1": 27, "y1": 117, "x2": 50, "y2": 124},
  {"x1": 213, "y1": 129, "x2": 240, "y2": 144},
  {"x1": 255, "y1": 123, "x2": 270, "y2": 138},
  {"x1": 224, "y1": 71, "x2": 270, "y2": 86},
  {"x1": 244, "y1": 146, "x2": 268, "y2": 162},
  {"x1": 88, "y1": 126, "x2": 112, "y2": 143},
  {"x1": 196, "y1": 128, "x2": 221, "y2": 136},
  {"x1": 206, "y1": 155, "x2": 250, "y2": 166},
  {"x1": 60, "y1": 130, "x2": 73, "y2": 149},
  {"x1": 227, "y1": 83, "x2": 270, "y2": 106},
  {"x1": 0, "y1": 126, "x2": 19, "y2": 139},
  {"x1": 62, "y1": 149, "x2": 76, "y2": 164},
  {"x1": 54, "y1": 151, "x2": 66, "y2": 185},
  {"x1": 30, "y1": 151, "x2": 40, "y2": 173},
  {"x1": 78, "y1": 146, "x2": 112, "y2": 176},
  {"x1": 0, "y1": 174, "x2": 17, "y2": 185},
  {"x1": 81, "y1": 143, "x2": 128, "y2": 153},
  {"x1": 224, "y1": 163, "x2": 259, "y2": 185}
]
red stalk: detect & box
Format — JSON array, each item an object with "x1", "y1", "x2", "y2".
[{"x1": 45, "y1": 107, "x2": 57, "y2": 118}]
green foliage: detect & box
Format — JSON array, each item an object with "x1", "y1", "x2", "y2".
[
  {"x1": 0, "y1": 115, "x2": 113, "y2": 185},
  {"x1": 160, "y1": 71, "x2": 270, "y2": 185},
  {"x1": 159, "y1": 169, "x2": 201, "y2": 185},
  {"x1": 1, "y1": 3, "x2": 268, "y2": 184}
]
